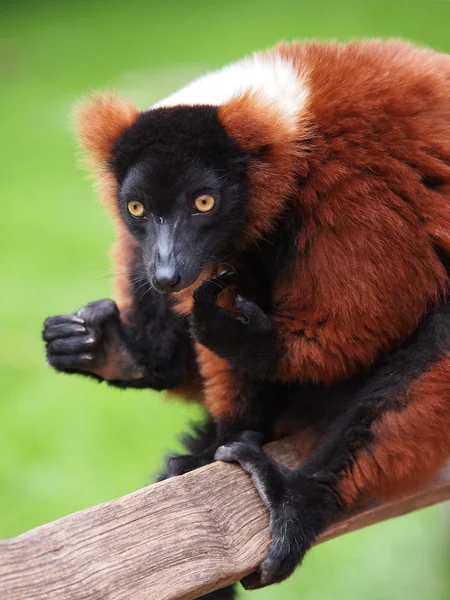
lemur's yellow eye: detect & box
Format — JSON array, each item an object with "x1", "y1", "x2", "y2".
[
  {"x1": 194, "y1": 194, "x2": 215, "y2": 213},
  {"x1": 127, "y1": 201, "x2": 145, "y2": 218}
]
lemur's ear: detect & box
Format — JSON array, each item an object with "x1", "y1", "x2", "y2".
[
  {"x1": 75, "y1": 93, "x2": 139, "y2": 167},
  {"x1": 218, "y1": 91, "x2": 301, "y2": 152}
]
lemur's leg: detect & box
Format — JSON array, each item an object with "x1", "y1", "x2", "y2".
[
  {"x1": 215, "y1": 302, "x2": 450, "y2": 589},
  {"x1": 158, "y1": 273, "x2": 284, "y2": 478},
  {"x1": 161, "y1": 347, "x2": 286, "y2": 479},
  {"x1": 43, "y1": 296, "x2": 196, "y2": 391},
  {"x1": 158, "y1": 419, "x2": 220, "y2": 480}
]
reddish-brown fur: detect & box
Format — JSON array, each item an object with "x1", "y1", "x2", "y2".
[
  {"x1": 172, "y1": 282, "x2": 240, "y2": 416},
  {"x1": 337, "y1": 355, "x2": 450, "y2": 506},
  {"x1": 76, "y1": 94, "x2": 139, "y2": 174},
  {"x1": 268, "y1": 41, "x2": 450, "y2": 384},
  {"x1": 195, "y1": 344, "x2": 239, "y2": 419},
  {"x1": 76, "y1": 95, "x2": 141, "y2": 315}
]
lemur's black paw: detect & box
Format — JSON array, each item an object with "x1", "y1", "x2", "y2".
[
  {"x1": 192, "y1": 272, "x2": 273, "y2": 355},
  {"x1": 43, "y1": 299, "x2": 119, "y2": 372},
  {"x1": 158, "y1": 454, "x2": 214, "y2": 481},
  {"x1": 215, "y1": 432, "x2": 325, "y2": 589},
  {"x1": 214, "y1": 431, "x2": 264, "y2": 461},
  {"x1": 193, "y1": 270, "x2": 237, "y2": 305}
]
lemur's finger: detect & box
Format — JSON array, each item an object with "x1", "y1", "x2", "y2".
[
  {"x1": 242, "y1": 526, "x2": 301, "y2": 588},
  {"x1": 77, "y1": 299, "x2": 118, "y2": 325},
  {"x1": 43, "y1": 314, "x2": 85, "y2": 329},
  {"x1": 47, "y1": 334, "x2": 97, "y2": 355},
  {"x1": 43, "y1": 322, "x2": 87, "y2": 342},
  {"x1": 193, "y1": 279, "x2": 223, "y2": 304},
  {"x1": 194, "y1": 271, "x2": 237, "y2": 304},
  {"x1": 47, "y1": 353, "x2": 94, "y2": 370},
  {"x1": 233, "y1": 296, "x2": 272, "y2": 330},
  {"x1": 215, "y1": 270, "x2": 238, "y2": 287}
]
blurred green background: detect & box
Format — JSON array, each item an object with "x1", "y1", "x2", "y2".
[{"x1": 1, "y1": 0, "x2": 450, "y2": 598}]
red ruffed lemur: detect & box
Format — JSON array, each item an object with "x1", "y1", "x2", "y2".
[{"x1": 43, "y1": 40, "x2": 450, "y2": 598}]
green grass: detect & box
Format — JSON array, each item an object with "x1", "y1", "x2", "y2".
[{"x1": 1, "y1": 0, "x2": 449, "y2": 597}]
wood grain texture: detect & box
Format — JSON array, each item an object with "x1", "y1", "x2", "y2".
[{"x1": 0, "y1": 438, "x2": 449, "y2": 600}]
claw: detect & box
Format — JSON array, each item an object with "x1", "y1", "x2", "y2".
[
  {"x1": 214, "y1": 445, "x2": 238, "y2": 462},
  {"x1": 215, "y1": 269, "x2": 238, "y2": 285},
  {"x1": 241, "y1": 570, "x2": 263, "y2": 590},
  {"x1": 232, "y1": 296, "x2": 272, "y2": 331},
  {"x1": 241, "y1": 553, "x2": 294, "y2": 589},
  {"x1": 214, "y1": 431, "x2": 264, "y2": 464},
  {"x1": 193, "y1": 271, "x2": 237, "y2": 304},
  {"x1": 71, "y1": 316, "x2": 85, "y2": 324}
]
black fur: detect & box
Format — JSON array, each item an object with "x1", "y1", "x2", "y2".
[
  {"x1": 159, "y1": 381, "x2": 287, "y2": 480},
  {"x1": 124, "y1": 257, "x2": 197, "y2": 388}
]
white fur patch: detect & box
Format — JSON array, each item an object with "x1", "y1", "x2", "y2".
[{"x1": 152, "y1": 52, "x2": 308, "y2": 128}]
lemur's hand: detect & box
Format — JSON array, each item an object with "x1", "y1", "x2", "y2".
[
  {"x1": 43, "y1": 299, "x2": 146, "y2": 381},
  {"x1": 192, "y1": 273, "x2": 276, "y2": 373}
]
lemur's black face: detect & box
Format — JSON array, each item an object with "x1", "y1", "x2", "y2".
[{"x1": 111, "y1": 106, "x2": 249, "y2": 293}]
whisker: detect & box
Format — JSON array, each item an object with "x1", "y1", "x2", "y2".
[{"x1": 139, "y1": 283, "x2": 157, "y2": 304}]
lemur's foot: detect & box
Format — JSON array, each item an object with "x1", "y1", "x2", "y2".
[
  {"x1": 159, "y1": 429, "x2": 262, "y2": 481},
  {"x1": 158, "y1": 454, "x2": 215, "y2": 481},
  {"x1": 43, "y1": 299, "x2": 146, "y2": 381},
  {"x1": 215, "y1": 432, "x2": 334, "y2": 589}
]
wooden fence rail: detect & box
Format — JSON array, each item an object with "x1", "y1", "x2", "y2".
[{"x1": 1, "y1": 438, "x2": 449, "y2": 600}]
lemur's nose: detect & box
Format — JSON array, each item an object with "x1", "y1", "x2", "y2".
[
  {"x1": 152, "y1": 222, "x2": 182, "y2": 293},
  {"x1": 153, "y1": 266, "x2": 181, "y2": 293}
]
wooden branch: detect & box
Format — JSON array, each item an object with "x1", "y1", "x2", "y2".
[{"x1": 1, "y1": 439, "x2": 449, "y2": 600}]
